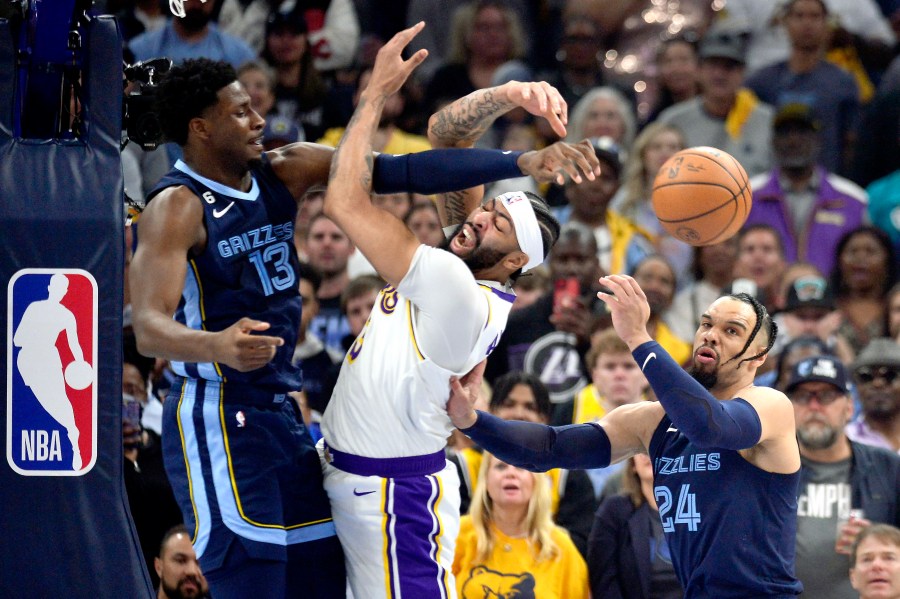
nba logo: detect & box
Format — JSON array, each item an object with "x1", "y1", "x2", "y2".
[{"x1": 7, "y1": 269, "x2": 97, "y2": 475}]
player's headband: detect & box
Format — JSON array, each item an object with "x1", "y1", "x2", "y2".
[{"x1": 496, "y1": 191, "x2": 544, "y2": 273}]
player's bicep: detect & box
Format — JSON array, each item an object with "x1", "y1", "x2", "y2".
[
  {"x1": 598, "y1": 402, "x2": 664, "y2": 464},
  {"x1": 267, "y1": 143, "x2": 335, "y2": 200},
  {"x1": 741, "y1": 389, "x2": 796, "y2": 444}
]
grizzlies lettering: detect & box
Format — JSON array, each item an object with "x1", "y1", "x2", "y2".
[
  {"x1": 656, "y1": 452, "x2": 720, "y2": 476},
  {"x1": 217, "y1": 222, "x2": 293, "y2": 258}
]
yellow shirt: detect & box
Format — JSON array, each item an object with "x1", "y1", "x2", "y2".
[
  {"x1": 317, "y1": 127, "x2": 431, "y2": 154},
  {"x1": 458, "y1": 448, "x2": 564, "y2": 516},
  {"x1": 453, "y1": 517, "x2": 589, "y2": 599},
  {"x1": 655, "y1": 320, "x2": 693, "y2": 367}
]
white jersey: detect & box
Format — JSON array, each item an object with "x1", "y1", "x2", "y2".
[{"x1": 322, "y1": 244, "x2": 515, "y2": 458}]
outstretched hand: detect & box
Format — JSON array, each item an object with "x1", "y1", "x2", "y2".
[
  {"x1": 447, "y1": 360, "x2": 486, "y2": 430},
  {"x1": 518, "y1": 139, "x2": 601, "y2": 185},
  {"x1": 596, "y1": 275, "x2": 653, "y2": 350},
  {"x1": 503, "y1": 81, "x2": 569, "y2": 138},
  {"x1": 365, "y1": 22, "x2": 429, "y2": 99}
]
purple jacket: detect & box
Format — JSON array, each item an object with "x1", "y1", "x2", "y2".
[{"x1": 747, "y1": 168, "x2": 867, "y2": 276}]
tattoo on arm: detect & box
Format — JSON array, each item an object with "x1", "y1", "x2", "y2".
[
  {"x1": 430, "y1": 89, "x2": 513, "y2": 145},
  {"x1": 441, "y1": 190, "x2": 469, "y2": 226}
]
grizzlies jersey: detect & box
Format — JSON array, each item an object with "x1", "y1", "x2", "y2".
[
  {"x1": 147, "y1": 158, "x2": 302, "y2": 392},
  {"x1": 649, "y1": 415, "x2": 803, "y2": 598},
  {"x1": 322, "y1": 245, "x2": 514, "y2": 458}
]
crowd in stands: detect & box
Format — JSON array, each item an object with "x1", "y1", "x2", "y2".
[{"x1": 112, "y1": 0, "x2": 900, "y2": 595}]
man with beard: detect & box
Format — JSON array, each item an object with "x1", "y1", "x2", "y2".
[
  {"x1": 448, "y1": 275, "x2": 805, "y2": 597},
  {"x1": 129, "y1": 0, "x2": 255, "y2": 68},
  {"x1": 317, "y1": 24, "x2": 599, "y2": 598},
  {"x1": 130, "y1": 54, "x2": 598, "y2": 597},
  {"x1": 155, "y1": 525, "x2": 210, "y2": 599},
  {"x1": 846, "y1": 339, "x2": 900, "y2": 452},
  {"x1": 786, "y1": 355, "x2": 900, "y2": 599}
]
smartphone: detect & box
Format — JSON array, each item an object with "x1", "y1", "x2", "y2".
[{"x1": 553, "y1": 277, "x2": 580, "y2": 312}]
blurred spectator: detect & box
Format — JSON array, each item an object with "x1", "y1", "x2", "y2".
[
  {"x1": 453, "y1": 452, "x2": 589, "y2": 598},
  {"x1": 552, "y1": 328, "x2": 649, "y2": 495},
  {"x1": 666, "y1": 238, "x2": 739, "y2": 342},
  {"x1": 850, "y1": 78, "x2": 900, "y2": 187},
  {"x1": 786, "y1": 355, "x2": 900, "y2": 599},
  {"x1": 610, "y1": 122, "x2": 693, "y2": 282},
  {"x1": 261, "y1": 114, "x2": 303, "y2": 150},
  {"x1": 746, "y1": 103, "x2": 868, "y2": 277},
  {"x1": 587, "y1": 454, "x2": 683, "y2": 599},
  {"x1": 630, "y1": 254, "x2": 693, "y2": 366},
  {"x1": 306, "y1": 213, "x2": 355, "y2": 353},
  {"x1": 537, "y1": 13, "x2": 607, "y2": 109},
  {"x1": 745, "y1": 0, "x2": 860, "y2": 175},
  {"x1": 511, "y1": 266, "x2": 551, "y2": 313},
  {"x1": 123, "y1": 332, "x2": 182, "y2": 589},
  {"x1": 116, "y1": 0, "x2": 168, "y2": 43},
  {"x1": 849, "y1": 524, "x2": 900, "y2": 599},
  {"x1": 565, "y1": 87, "x2": 636, "y2": 150},
  {"x1": 733, "y1": 224, "x2": 788, "y2": 314},
  {"x1": 483, "y1": 223, "x2": 604, "y2": 400},
  {"x1": 778, "y1": 275, "x2": 856, "y2": 364},
  {"x1": 425, "y1": 1, "x2": 527, "y2": 113},
  {"x1": 220, "y1": 0, "x2": 359, "y2": 71},
  {"x1": 831, "y1": 226, "x2": 899, "y2": 354},
  {"x1": 450, "y1": 372, "x2": 598, "y2": 557},
  {"x1": 756, "y1": 334, "x2": 833, "y2": 390},
  {"x1": 866, "y1": 165, "x2": 900, "y2": 255},
  {"x1": 403, "y1": 201, "x2": 444, "y2": 247},
  {"x1": 318, "y1": 67, "x2": 431, "y2": 153},
  {"x1": 237, "y1": 60, "x2": 277, "y2": 119},
  {"x1": 846, "y1": 338, "x2": 900, "y2": 451},
  {"x1": 657, "y1": 25, "x2": 775, "y2": 177},
  {"x1": 644, "y1": 34, "x2": 701, "y2": 125},
  {"x1": 293, "y1": 184, "x2": 325, "y2": 261},
  {"x1": 262, "y1": 8, "x2": 329, "y2": 141},
  {"x1": 371, "y1": 192, "x2": 412, "y2": 220},
  {"x1": 339, "y1": 273, "x2": 384, "y2": 351},
  {"x1": 129, "y1": 0, "x2": 255, "y2": 68},
  {"x1": 155, "y1": 524, "x2": 210, "y2": 599},
  {"x1": 889, "y1": 283, "x2": 900, "y2": 342}
]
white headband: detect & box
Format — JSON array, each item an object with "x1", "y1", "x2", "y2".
[{"x1": 496, "y1": 191, "x2": 544, "y2": 272}]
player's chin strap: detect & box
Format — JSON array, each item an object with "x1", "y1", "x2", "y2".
[{"x1": 496, "y1": 191, "x2": 543, "y2": 272}]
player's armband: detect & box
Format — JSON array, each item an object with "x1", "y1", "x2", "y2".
[
  {"x1": 373, "y1": 149, "x2": 524, "y2": 195},
  {"x1": 459, "y1": 411, "x2": 611, "y2": 472}
]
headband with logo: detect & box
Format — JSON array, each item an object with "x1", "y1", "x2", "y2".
[{"x1": 496, "y1": 191, "x2": 544, "y2": 272}]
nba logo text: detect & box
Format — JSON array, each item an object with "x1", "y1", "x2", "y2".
[{"x1": 7, "y1": 269, "x2": 98, "y2": 475}]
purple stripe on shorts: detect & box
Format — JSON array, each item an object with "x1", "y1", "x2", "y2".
[{"x1": 385, "y1": 475, "x2": 449, "y2": 598}]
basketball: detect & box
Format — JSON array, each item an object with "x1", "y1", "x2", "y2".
[
  {"x1": 651, "y1": 146, "x2": 752, "y2": 246},
  {"x1": 64, "y1": 360, "x2": 93, "y2": 390}
]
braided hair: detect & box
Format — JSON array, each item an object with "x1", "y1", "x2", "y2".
[{"x1": 726, "y1": 292, "x2": 778, "y2": 366}]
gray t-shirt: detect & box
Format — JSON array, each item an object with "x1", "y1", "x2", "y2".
[{"x1": 795, "y1": 456, "x2": 855, "y2": 599}]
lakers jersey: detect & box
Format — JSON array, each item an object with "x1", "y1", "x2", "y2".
[
  {"x1": 146, "y1": 158, "x2": 302, "y2": 392},
  {"x1": 322, "y1": 245, "x2": 514, "y2": 458},
  {"x1": 649, "y1": 415, "x2": 803, "y2": 598}
]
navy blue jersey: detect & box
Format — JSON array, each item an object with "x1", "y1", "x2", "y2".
[
  {"x1": 649, "y1": 415, "x2": 803, "y2": 598},
  {"x1": 147, "y1": 157, "x2": 302, "y2": 392}
]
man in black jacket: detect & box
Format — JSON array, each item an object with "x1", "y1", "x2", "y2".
[{"x1": 787, "y1": 355, "x2": 900, "y2": 599}]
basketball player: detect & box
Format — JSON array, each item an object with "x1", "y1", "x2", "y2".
[
  {"x1": 448, "y1": 274, "x2": 804, "y2": 597},
  {"x1": 12, "y1": 273, "x2": 86, "y2": 471},
  {"x1": 130, "y1": 52, "x2": 598, "y2": 598},
  {"x1": 317, "y1": 23, "x2": 598, "y2": 598}
]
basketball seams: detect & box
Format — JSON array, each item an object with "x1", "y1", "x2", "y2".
[{"x1": 655, "y1": 179, "x2": 750, "y2": 224}]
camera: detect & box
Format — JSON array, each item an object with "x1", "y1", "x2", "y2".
[{"x1": 123, "y1": 57, "x2": 172, "y2": 151}]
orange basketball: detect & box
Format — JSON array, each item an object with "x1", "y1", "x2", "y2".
[{"x1": 651, "y1": 146, "x2": 752, "y2": 246}]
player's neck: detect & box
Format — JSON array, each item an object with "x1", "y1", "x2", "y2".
[{"x1": 182, "y1": 152, "x2": 252, "y2": 192}]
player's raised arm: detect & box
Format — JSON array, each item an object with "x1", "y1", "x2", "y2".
[{"x1": 322, "y1": 23, "x2": 429, "y2": 287}]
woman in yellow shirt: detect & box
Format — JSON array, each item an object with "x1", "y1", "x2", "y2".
[{"x1": 453, "y1": 452, "x2": 589, "y2": 599}]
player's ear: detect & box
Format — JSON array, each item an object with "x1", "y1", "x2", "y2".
[
  {"x1": 504, "y1": 250, "x2": 528, "y2": 272},
  {"x1": 189, "y1": 116, "x2": 211, "y2": 141},
  {"x1": 154, "y1": 557, "x2": 163, "y2": 578}
]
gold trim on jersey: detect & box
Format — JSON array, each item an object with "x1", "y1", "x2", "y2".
[
  {"x1": 407, "y1": 299, "x2": 425, "y2": 361},
  {"x1": 188, "y1": 259, "x2": 225, "y2": 380},
  {"x1": 431, "y1": 474, "x2": 452, "y2": 594},
  {"x1": 381, "y1": 478, "x2": 393, "y2": 597},
  {"x1": 175, "y1": 378, "x2": 201, "y2": 544},
  {"x1": 477, "y1": 284, "x2": 494, "y2": 330}
]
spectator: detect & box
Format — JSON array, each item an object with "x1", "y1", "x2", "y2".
[
  {"x1": 338, "y1": 273, "x2": 384, "y2": 352},
  {"x1": 630, "y1": 255, "x2": 693, "y2": 366},
  {"x1": 849, "y1": 524, "x2": 900, "y2": 599},
  {"x1": 511, "y1": 265, "x2": 551, "y2": 312},
  {"x1": 129, "y1": 0, "x2": 255, "y2": 68},
  {"x1": 610, "y1": 122, "x2": 692, "y2": 282},
  {"x1": 403, "y1": 201, "x2": 444, "y2": 247},
  {"x1": 450, "y1": 371, "x2": 598, "y2": 557},
  {"x1": 657, "y1": 25, "x2": 775, "y2": 176},
  {"x1": 846, "y1": 338, "x2": 900, "y2": 452},
  {"x1": 851, "y1": 81, "x2": 900, "y2": 187},
  {"x1": 777, "y1": 275, "x2": 856, "y2": 364},
  {"x1": 261, "y1": 114, "x2": 303, "y2": 150},
  {"x1": 155, "y1": 524, "x2": 210, "y2": 599},
  {"x1": 786, "y1": 355, "x2": 900, "y2": 598},
  {"x1": 831, "y1": 226, "x2": 899, "y2": 354},
  {"x1": 733, "y1": 223, "x2": 788, "y2": 314},
  {"x1": 757, "y1": 334, "x2": 833, "y2": 390},
  {"x1": 372, "y1": 192, "x2": 412, "y2": 221},
  {"x1": 645, "y1": 34, "x2": 701, "y2": 125},
  {"x1": 587, "y1": 454, "x2": 684, "y2": 599},
  {"x1": 115, "y1": 0, "x2": 168, "y2": 43},
  {"x1": 537, "y1": 13, "x2": 607, "y2": 108},
  {"x1": 889, "y1": 283, "x2": 900, "y2": 342},
  {"x1": 745, "y1": 0, "x2": 860, "y2": 174},
  {"x1": 565, "y1": 86, "x2": 636, "y2": 151},
  {"x1": 746, "y1": 103, "x2": 868, "y2": 276},
  {"x1": 453, "y1": 453, "x2": 589, "y2": 598},
  {"x1": 866, "y1": 165, "x2": 900, "y2": 255},
  {"x1": 667, "y1": 238, "x2": 739, "y2": 342},
  {"x1": 306, "y1": 213, "x2": 356, "y2": 353},
  {"x1": 293, "y1": 185, "x2": 325, "y2": 262}
]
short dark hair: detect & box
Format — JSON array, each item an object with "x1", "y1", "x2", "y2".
[
  {"x1": 851, "y1": 524, "x2": 900, "y2": 567},
  {"x1": 156, "y1": 58, "x2": 237, "y2": 146},
  {"x1": 340, "y1": 274, "x2": 386, "y2": 314},
  {"x1": 738, "y1": 223, "x2": 785, "y2": 257},
  {"x1": 490, "y1": 370, "x2": 552, "y2": 420},
  {"x1": 726, "y1": 292, "x2": 777, "y2": 365},
  {"x1": 158, "y1": 524, "x2": 190, "y2": 559},
  {"x1": 510, "y1": 191, "x2": 561, "y2": 283}
]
